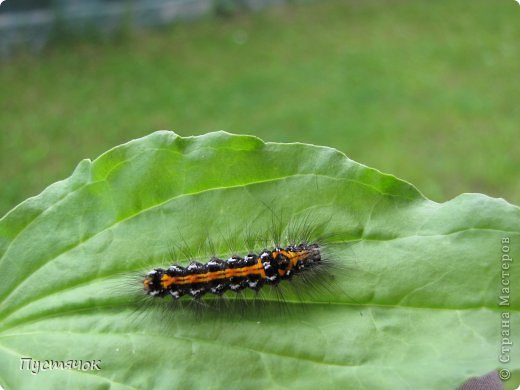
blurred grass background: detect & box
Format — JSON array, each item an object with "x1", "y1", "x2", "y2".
[{"x1": 1, "y1": 0, "x2": 519, "y2": 217}]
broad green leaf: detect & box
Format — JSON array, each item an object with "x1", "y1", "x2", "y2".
[{"x1": 0, "y1": 131, "x2": 518, "y2": 390}]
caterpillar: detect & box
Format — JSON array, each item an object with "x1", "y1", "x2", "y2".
[
  {"x1": 126, "y1": 208, "x2": 356, "y2": 319},
  {"x1": 143, "y1": 242, "x2": 322, "y2": 300}
]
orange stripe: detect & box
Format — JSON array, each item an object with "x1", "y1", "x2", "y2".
[{"x1": 160, "y1": 250, "x2": 311, "y2": 288}]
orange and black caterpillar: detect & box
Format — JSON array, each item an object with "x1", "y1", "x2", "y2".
[{"x1": 143, "y1": 243, "x2": 321, "y2": 300}]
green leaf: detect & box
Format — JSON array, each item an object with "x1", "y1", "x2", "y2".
[{"x1": 0, "y1": 131, "x2": 518, "y2": 389}]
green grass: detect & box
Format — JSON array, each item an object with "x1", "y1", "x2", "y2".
[{"x1": 1, "y1": 0, "x2": 519, "y2": 216}]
